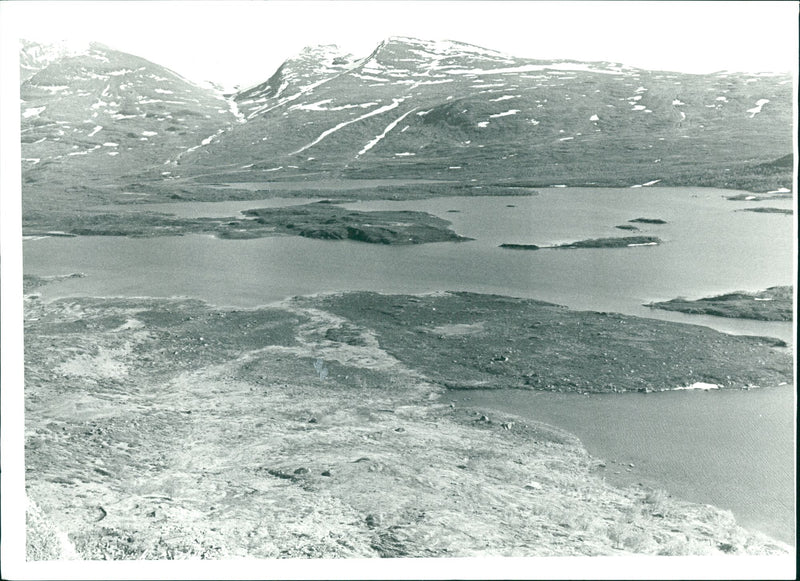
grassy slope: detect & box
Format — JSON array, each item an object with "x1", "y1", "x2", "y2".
[{"x1": 24, "y1": 287, "x2": 791, "y2": 559}]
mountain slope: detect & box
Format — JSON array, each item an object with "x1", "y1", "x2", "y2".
[
  {"x1": 177, "y1": 36, "x2": 792, "y2": 189},
  {"x1": 20, "y1": 41, "x2": 238, "y2": 212},
  {"x1": 19, "y1": 35, "x2": 794, "y2": 219},
  {"x1": 19, "y1": 39, "x2": 90, "y2": 83}
]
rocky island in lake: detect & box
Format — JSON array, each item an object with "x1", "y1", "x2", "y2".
[
  {"x1": 232, "y1": 203, "x2": 471, "y2": 244},
  {"x1": 552, "y1": 236, "x2": 662, "y2": 249},
  {"x1": 647, "y1": 286, "x2": 793, "y2": 322}
]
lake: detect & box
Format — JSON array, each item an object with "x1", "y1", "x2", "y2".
[
  {"x1": 23, "y1": 186, "x2": 796, "y2": 544},
  {"x1": 26, "y1": 187, "x2": 794, "y2": 343},
  {"x1": 449, "y1": 385, "x2": 796, "y2": 545}
]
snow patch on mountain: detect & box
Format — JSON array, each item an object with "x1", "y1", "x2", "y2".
[
  {"x1": 291, "y1": 98, "x2": 407, "y2": 155},
  {"x1": 451, "y1": 62, "x2": 627, "y2": 76},
  {"x1": 489, "y1": 109, "x2": 520, "y2": 118},
  {"x1": 747, "y1": 99, "x2": 769, "y2": 118},
  {"x1": 244, "y1": 78, "x2": 334, "y2": 119},
  {"x1": 357, "y1": 108, "x2": 418, "y2": 156},
  {"x1": 489, "y1": 95, "x2": 520, "y2": 102},
  {"x1": 290, "y1": 99, "x2": 379, "y2": 112},
  {"x1": 23, "y1": 106, "x2": 46, "y2": 118}
]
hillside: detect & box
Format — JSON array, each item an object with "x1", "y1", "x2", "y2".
[
  {"x1": 23, "y1": 287, "x2": 792, "y2": 559},
  {"x1": 19, "y1": 36, "x2": 794, "y2": 228},
  {"x1": 176, "y1": 36, "x2": 793, "y2": 190},
  {"x1": 20, "y1": 41, "x2": 239, "y2": 215}
]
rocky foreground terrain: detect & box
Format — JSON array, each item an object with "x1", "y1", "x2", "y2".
[{"x1": 25, "y1": 278, "x2": 792, "y2": 559}]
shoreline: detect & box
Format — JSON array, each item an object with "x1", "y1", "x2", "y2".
[
  {"x1": 22, "y1": 286, "x2": 794, "y2": 558},
  {"x1": 448, "y1": 384, "x2": 796, "y2": 546}
]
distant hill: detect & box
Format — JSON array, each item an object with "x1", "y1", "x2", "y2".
[
  {"x1": 177, "y1": 36, "x2": 793, "y2": 189},
  {"x1": 20, "y1": 40, "x2": 238, "y2": 213},
  {"x1": 19, "y1": 36, "x2": 794, "y2": 220}
]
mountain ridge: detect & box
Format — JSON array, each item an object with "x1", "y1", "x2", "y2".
[
  {"x1": 19, "y1": 36, "x2": 794, "y2": 220},
  {"x1": 177, "y1": 36, "x2": 792, "y2": 188}
]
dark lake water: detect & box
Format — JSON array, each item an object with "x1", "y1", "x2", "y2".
[{"x1": 23, "y1": 186, "x2": 796, "y2": 544}]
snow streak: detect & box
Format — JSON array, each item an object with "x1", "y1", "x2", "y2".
[
  {"x1": 357, "y1": 107, "x2": 418, "y2": 156},
  {"x1": 290, "y1": 98, "x2": 406, "y2": 155}
]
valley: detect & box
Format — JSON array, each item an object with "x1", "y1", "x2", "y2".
[
  {"x1": 15, "y1": 35, "x2": 797, "y2": 562},
  {"x1": 19, "y1": 36, "x2": 793, "y2": 229}
]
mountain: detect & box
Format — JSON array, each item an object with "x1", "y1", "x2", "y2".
[
  {"x1": 235, "y1": 44, "x2": 359, "y2": 119},
  {"x1": 174, "y1": 36, "x2": 792, "y2": 188},
  {"x1": 20, "y1": 36, "x2": 794, "y2": 219},
  {"x1": 19, "y1": 39, "x2": 91, "y2": 83},
  {"x1": 19, "y1": 40, "x2": 238, "y2": 212}
]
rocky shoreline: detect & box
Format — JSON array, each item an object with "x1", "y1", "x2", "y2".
[
  {"x1": 23, "y1": 282, "x2": 793, "y2": 559},
  {"x1": 647, "y1": 286, "x2": 793, "y2": 322}
]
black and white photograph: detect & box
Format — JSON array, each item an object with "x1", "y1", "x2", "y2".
[{"x1": 1, "y1": 1, "x2": 797, "y2": 579}]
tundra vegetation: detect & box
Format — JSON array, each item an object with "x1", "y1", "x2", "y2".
[{"x1": 24, "y1": 280, "x2": 792, "y2": 558}]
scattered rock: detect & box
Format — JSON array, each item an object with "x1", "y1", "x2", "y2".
[{"x1": 91, "y1": 506, "x2": 107, "y2": 522}]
